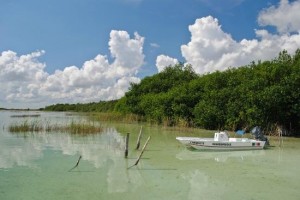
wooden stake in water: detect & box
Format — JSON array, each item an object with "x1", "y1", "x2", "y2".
[
  {"x1": 128, "y1": 136, "x2": 151, "y2": 169},
  {"x1": 125, "y1": 133, "x2": 130, "y2": 158},
  {"x1": 136, "y1": 126, "x2": 143, "y2": 150},
  {"x1": 68, "y1": 155, "x2": 82, "y2": 172}
]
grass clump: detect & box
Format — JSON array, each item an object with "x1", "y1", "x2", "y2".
[
  {"x1": 88, "y1": 112, "x2": 142, "y2": 123},
  {"x1": 9, "y1": 120, "x2": 43, "y2": 132},
  {"x1": 8, "y1": 120, "x2": 102, "y2": 135},
  {"x1": 64, "y1": 121, "x2": 102, "y2": 134}
]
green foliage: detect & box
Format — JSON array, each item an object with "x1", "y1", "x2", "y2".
[
  {"x1": 44, "y1": 100, "x2": 118, "y2": 112},
  {"x1": 118, "y1": 63, "x2": 199, "y2": 126},
  {"x1": 116, "y1": 50, "x2": 300, "y2": 134},
  {"x1": 44, "y1": 50, "x2": 300, "y2": 135}
]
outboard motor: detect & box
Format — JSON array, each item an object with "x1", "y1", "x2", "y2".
[{"x1": 251, "y1": 126, "x2": 269, "y2": 145}]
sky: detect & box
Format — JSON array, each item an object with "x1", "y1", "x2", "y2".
[{"x1": 1, "y1": 0, "x2": 300, "y2": 109}]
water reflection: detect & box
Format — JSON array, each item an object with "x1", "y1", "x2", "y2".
[
  {"x1": 176, "y1": 148, "x2": 265, "y2": 162},
  {"x1": 0, "y1": 125, "x2": 146, "y2": 194},
  {"x1": 182, "y1": 170, "x2": 225, "y2": 200},
  {"x1": 0, "y1": 133, "x2": 43, "y2": 169},
  {"x1": 0, "y1": 111, "x2": 147, "y2": 195},
  {"x1": 107, "y1": 159, "x2": 143, "y2": 193},
  {"x1": 2, "y1": 111, "x2": 300, "y2": 199},
  {"x1": 0, "y1": 128, "x2": 125, "y2": 169}
]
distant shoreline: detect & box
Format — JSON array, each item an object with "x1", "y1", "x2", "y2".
[{"x1": 0, "y1": 108, "x2": 43, "y2": 111}]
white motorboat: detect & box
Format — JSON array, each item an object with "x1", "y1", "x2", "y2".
[{"x1": 176, "y1": 131, "x2": 266, "y2": 151}]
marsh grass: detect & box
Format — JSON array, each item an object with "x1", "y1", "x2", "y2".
[
  {"x1": 88, "y1": 112, "x2": 142, "y2": 123},
  {"x1": 88, "y1": 112, "x2": 192, "y2": 128},
  {"x1": 8, "y1": 120, "x2": 102, "y2": 135},
  {"x1": 8, "y1": 120, "x2": 43, "y2": 132},
  {"x1": 63, "y1": 121, "x2": 102, "y2": 134}
]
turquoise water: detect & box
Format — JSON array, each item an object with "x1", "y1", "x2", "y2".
[{"x1": 1, "y1": 111, "x2": 300, "y2": 200}]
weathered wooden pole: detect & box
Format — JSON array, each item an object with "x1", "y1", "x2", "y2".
[
  {"x1": 128, "y1": 136, "x2": 151, "y2": 169},
  {"x1": 68, "y1": 155, "x2": 82, "y2": 172},
  {"x1": 278, "y1": 127, "x2": 283, "y2": 147},
  {"x1": 125, "y1": 133, "x2": 130, "y2": 158},
  {"x1": 136, "y1": 126, "x2": 143, "y2": 150}
]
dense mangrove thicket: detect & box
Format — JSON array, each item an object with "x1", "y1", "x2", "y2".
[
  {"x1": 44, "y1": 100, "x2": 118, "y2": 112},
  {"x1": 44, "y1": 50, "x2": 300, "y2": 135}
]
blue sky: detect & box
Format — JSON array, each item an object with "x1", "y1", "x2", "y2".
[
  {"x1": 0, "y1": 0, "x2": 277, "y2": 75},
  {"x1": 1, "y1": 0, "x2": 300, "y2": 108}
]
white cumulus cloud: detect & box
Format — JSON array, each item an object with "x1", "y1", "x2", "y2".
[
  {"x1": 153, "y1": 1, "x2": 300, "y2": 75},
  {"x1": 180, "y1": 8, "x2": 300, "y2": 74},
  {"x1": 0, "y1": 50, "x2": 48, "y2": 104},
  {"x1": 155, "y1": 55, "x2": 179, "y2": 72},
  {"x1": 0, "y1": 30, "x2": 145, "y2": 108},
  {"x1": 258, "y1": 0, "x2": 300, "y2": 34}
]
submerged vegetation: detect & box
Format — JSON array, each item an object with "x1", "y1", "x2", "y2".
[
  {"x1": 44, "y1": 50, "x2": 300, "y2": 136},
  {"x1": 8, "y1": 120, "x2": 103, "y2": 135}
]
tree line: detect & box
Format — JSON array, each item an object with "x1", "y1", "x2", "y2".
[
  {"x1": 44, "y1": 50, "x2": 300, "y2": 135},
  {"x1": 44, "y1": 100, "x2": 118, "y2": 112}
]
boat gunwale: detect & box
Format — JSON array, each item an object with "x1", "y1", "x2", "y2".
[{"x1": 176, "y1": 135, "x2": 266, "y2": 151}]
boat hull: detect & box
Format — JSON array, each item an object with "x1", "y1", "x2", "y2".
[{"x1": 176, "y1": 137, "x2": 266, "y2": 151}]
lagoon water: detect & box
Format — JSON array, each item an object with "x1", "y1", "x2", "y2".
[{"x1": 1, "y1": 111, "x2": 300, "y2": 200}]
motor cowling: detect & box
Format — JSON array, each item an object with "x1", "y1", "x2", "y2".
[{"x1": 251, "y1": 126, "x2": 269, "y2": 145}]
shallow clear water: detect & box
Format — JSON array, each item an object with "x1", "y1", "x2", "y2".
[{"x1": 1, "y1": 111, "x2": 300, "y2": 200}]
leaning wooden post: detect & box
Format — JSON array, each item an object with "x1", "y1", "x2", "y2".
[
  {"x1": 68, "y1": 155, "x2": 82, "y2": 172},
  {"x1": 125, "y1": 133, "x2": 130, "y2": 158},
  {"x1": 128, "y1": 136, "x2": 151, "y2": 169},
  {"x1": 136, "y1": 126, "x2": 143, "y2": 150}
]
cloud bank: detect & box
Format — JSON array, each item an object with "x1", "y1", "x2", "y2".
[
  {"x1": 0, "y1": 30, "x2": 144, "y2": 108},
  {"x1": 157, "y1": 0, "x2": 300, "y2": 74},
  {"x1": 258, "y1": 0, "x2": 300, "y2": 33},
  {"x1": 1, "y1": 0, "x2": 300, "y2": 108}
]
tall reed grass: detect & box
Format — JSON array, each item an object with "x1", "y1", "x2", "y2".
[
  {"x1": 87, "y1": 112, "x2": 192, "y2": 128},
  {"x1": 88, "y1": 112, "x2": 143, "y2": 123},
  {"x1": 8, "y1": 120, "x2": 43, "y2": 132},
  {"x1": 8, "y1": 120, "x2": 102, "y2": 135}
]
